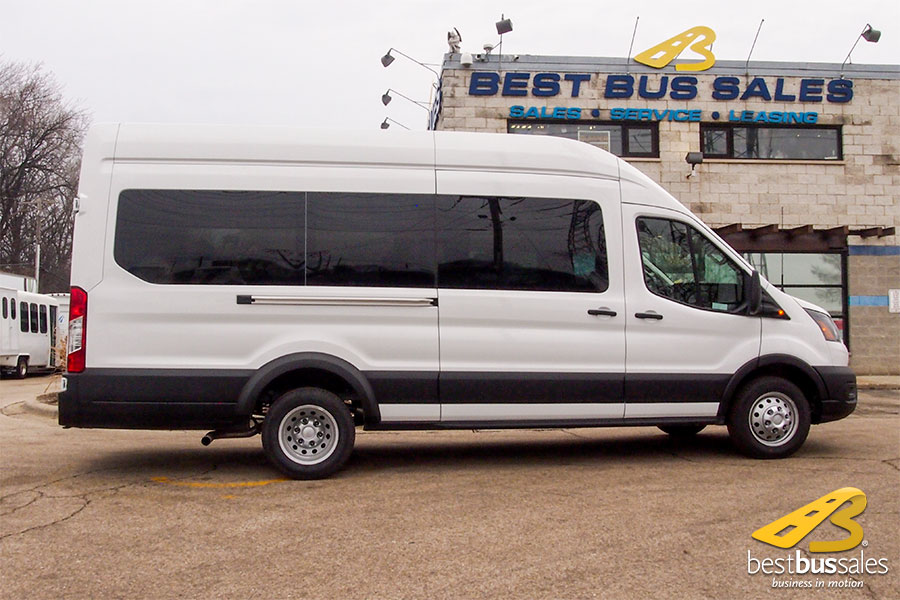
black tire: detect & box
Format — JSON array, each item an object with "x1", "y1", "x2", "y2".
[
  {"x1": 727, "y1": 376, "x2": 810, "y2": 459},
  {"x1": 15, "y1": 357, "x2": 28, "y2": 379},
  {"x1": 261, "y1": 387, "x2": 355, "y2": 479},
  {"x1": 658, "y1": 424, "x2": 706, "y2": 437}
]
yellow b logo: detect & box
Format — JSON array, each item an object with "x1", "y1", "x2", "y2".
[
  {"x1": 752, "y1": 488, "x2": 867, "y2": 553},
  {"x1": 634, "y1": 26, "x2": 716, "y2": 72}
]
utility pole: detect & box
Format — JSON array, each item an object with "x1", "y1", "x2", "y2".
[{"x1": 33, "y1": 198, "x2": 43, "y2": 292}]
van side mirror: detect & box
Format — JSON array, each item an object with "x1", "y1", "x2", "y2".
[{"x1": 747, "y1": 270, "x2": 762, "y2": 315}]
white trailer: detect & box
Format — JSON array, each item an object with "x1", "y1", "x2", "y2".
[{"x1": 0, "y1": 288, "x2": 60, "y2": 378}]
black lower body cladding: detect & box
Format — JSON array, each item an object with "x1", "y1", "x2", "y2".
[
  {"x1": 59, "y1": 369, "x2": 250, "y2": 429},
  {"x1": 813, "y1": 366, "x2": 857, "y2": 423}
]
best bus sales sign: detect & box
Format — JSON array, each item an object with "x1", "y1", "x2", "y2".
[{"x1": 471, "y1": 72, "x2": 851, "y2": 124}]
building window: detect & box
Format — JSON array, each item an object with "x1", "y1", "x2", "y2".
[
  {"x1": 744, "y1": 252, "x2": 847, "y2": 341},
  {"x1": 701, "y1": 124, "x2": 842, "y2": 160},
  {"x1": 508, "y1": 121, "x2": 658, "y2": 158}
]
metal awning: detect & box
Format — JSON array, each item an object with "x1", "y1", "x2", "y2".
[{"x1": 712, "y1": 224, "x2": 896, "y2": 252}]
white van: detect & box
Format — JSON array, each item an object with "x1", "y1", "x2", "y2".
[
  {"x1": 60, "y1": 124, "x2": 857, "y2": 479},
  {"x1": 1, "y1": 288, "x2": 60, "y2": 378}
]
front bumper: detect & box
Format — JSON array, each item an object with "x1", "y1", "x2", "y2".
[{"x1": 813, "y1": 366, "x2": 857, "y2": 423}]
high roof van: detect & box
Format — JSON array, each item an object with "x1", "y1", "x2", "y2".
[{"x1": 59, "y1": 124, "x2": 857, "y2": 479}]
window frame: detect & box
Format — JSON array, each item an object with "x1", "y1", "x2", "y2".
[
  {"x1": 743, "y1": 251, "x2": 848, "y2": 345},
  {"x1": 2, "y1": 297, "x2": 6, "y2": 319},
  {"x1": 700, "y1": 123, "x2": 843, "y2": 161},
  {"x1": 507, "y1": 120, "x2": 659, "y2": 158},
  {"x1": 636, "y1": 216, "x2": 750, "y2": 315}
]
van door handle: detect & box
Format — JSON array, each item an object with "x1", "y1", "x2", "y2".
[
  {"x1": 587, "y1": 308, "x2": 617, "y2": 317},
  {"x1": 635, "y1": 311, "x2": 663, "y2": 320}
]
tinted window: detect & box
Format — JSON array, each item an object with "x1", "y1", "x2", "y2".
[
  {"x1": 2, "y1": 298, "x2": 6, "y2": 319},
  {"x1": 116, "y1": 190, "x2": 437, "y2": 288},
  {"x1": 700, "y1": 124, "x2": 841, "y2": 160},
  {"x1": 30, "y1": 303, "x2": 38, "y2": 333},
  {"x1": 11, "y1": 299, "x2": 15, "y2": 320},
  {"x1": 116, "y1": 190, "x2": 305, "y2": 285},
  {"x1": 20, "y1": 302, "x2": 27, "y2": 332},
  {"x1": 39, "y1": 305, "x2": 48, "y2": 333},
  {"x1": 436, "y1": 197, "x2": 608, "y2": 292},
  {"x1": 637, "y1": 217, "x2": 744, "y2": 312},
  {"x1": 508, "y1": 121, "x2": 658, "y2": 157},
  {"x1": 306, "y1": 193, "x2": 435, "y2": 288}
]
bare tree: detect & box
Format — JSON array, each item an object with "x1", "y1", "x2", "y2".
[{"x1": 0, "y1": 60, "x2": 89, "y2": 292}]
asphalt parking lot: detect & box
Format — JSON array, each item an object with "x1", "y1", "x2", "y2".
[{"x1": 1, "y1": 375, "x2": 898, "y2": 599}]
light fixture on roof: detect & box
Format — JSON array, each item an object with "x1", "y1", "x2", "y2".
[
  {"x1": 381, "y1": 117, "x2": 410, "y2": 130},
  {"x1": 685, "y1": 152, "x2": 703, "y2": 179},
  {"x1": 380, "y1": 48, "x2": 440, "y2": 80},
  {"x1": 489, "y1": 14, "x2": 514, "y2": 73},
  {"x1": 496, "y1": 16, "x2": 513, "y2": 35},
  {"x1": 840, "y1": 24, "x2": 881, "y2": 78},
  {"x1": 381, "y1": 88, "x2": 431, "y2": 111}
]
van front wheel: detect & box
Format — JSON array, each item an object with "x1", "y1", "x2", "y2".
[
  {"x1": 727, "y1": 377, "x2": 810, "y2": 459},
  {"x1": 262, "y1": 387, "x2": 355, "y2": 479}
]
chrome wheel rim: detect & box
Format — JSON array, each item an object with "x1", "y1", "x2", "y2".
[
  {"x1": 749, "y1": 392, "x2": 798, "y2": 447},
  {"x1": 278, "y1": 405, "x2": 339, "y2": 465}
]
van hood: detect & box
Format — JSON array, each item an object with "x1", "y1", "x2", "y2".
[{"x1": 790, "y1": 295, "x2": 830, "y2": 315}]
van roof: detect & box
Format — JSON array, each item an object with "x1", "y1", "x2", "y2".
[
  {"x1": 89, "y1": 123, "x2": 687, "y2": 212},
  {"x1": 103, "y1": 123, "x2": 620, "y2": 177}
]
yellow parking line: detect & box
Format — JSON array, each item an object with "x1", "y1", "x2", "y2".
[{"x1": 151, "y1": 476, "x2": 288, "y2": 488}]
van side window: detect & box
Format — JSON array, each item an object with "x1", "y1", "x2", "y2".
[
  {"x1": 39, "y1": 305, "x2": 48, "y2": 333},
  {"x1": 114, "y1": 190, "x2": 436, "y2": 288},
  {"x1": 30, "y1": 303, "x2": 39, "y2": 333},
  {"x1": 115, "y1": 190, "x2": 306, "y2": 285},
  {"x1": 20, "y1": 302, "x2": 28, "y2": 332},
  {"x1": 11, "y1": 300, "x2": 16, "y2": 320},
  {"x1": 637, "y1": 217, "x2": 745, "y2": 312},
  {"x1": 306, "y1": 193, "x2": 435, "y2": 288},
  {"x1": 2, "y1": 298, "x2": 6, "y2": 319},
  {"x1": 436, "y1": 197, "x2": 608, "y2": 292}
]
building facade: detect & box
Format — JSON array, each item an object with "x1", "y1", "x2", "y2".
[{"x1": 433, "y1": 54, "x2": 899, "y2": 374}]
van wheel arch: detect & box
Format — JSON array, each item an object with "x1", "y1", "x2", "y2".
[
  {"x1": 719, "y1": 355, "x2": 826, "y2": 424},
  {"x1": 236, "y1": 353, "x2": 380, "y2": 426}
]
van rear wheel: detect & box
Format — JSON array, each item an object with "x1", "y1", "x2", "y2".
[
  {"x1": 15, "y1": 357, "x2": 28, "y2": 379},
  {"x1": 658, "y1": 424, "x2": 706, "y2": 437},
  {"x1": 261, "y1": 387, "x2": 355, "y2": 479},
  {"x1": 727, "y1": 376, "x2": 810, "y2": 459}
]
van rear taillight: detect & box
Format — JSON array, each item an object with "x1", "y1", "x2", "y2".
[{"x1": 67, "y1": 286, "x2": 87, "y2": 373}]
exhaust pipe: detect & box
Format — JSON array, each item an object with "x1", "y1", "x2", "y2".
[{"x1": 201, "y1": 420, "x2": 261, "y2": 446}]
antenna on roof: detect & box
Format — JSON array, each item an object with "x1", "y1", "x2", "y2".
[
  {"x1": 745, "y1": 19, "x2": 765, "y2": 77},
  {"x1": 626, "y1": 16, "x2": 640, "y2": 73}
]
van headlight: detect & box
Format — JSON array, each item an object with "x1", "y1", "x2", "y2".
[{"x1": 805, "y1": 309, "x2": 840, "y2": 342}]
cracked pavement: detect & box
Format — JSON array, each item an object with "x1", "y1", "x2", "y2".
[{"x1": 1, "y1": 376, "x2": 898, "y2": 599}]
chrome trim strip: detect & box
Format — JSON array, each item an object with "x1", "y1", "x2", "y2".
[
  {"x1": 441, "y1": 403, "x2": 626, "y2": 421},
  {"x1": 379, "y1": 404, "x2": 441, "y2": 422},
  {"x1": 238, "y1": 295, "x2": 437, "y2": 307},
  {"x1": 624, "y1": 402, "x2": 720, "y2": 418}
]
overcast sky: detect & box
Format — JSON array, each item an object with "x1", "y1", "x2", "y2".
[{"x1": 2, "y1": 0, "x2": 898, "y2": 131}]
